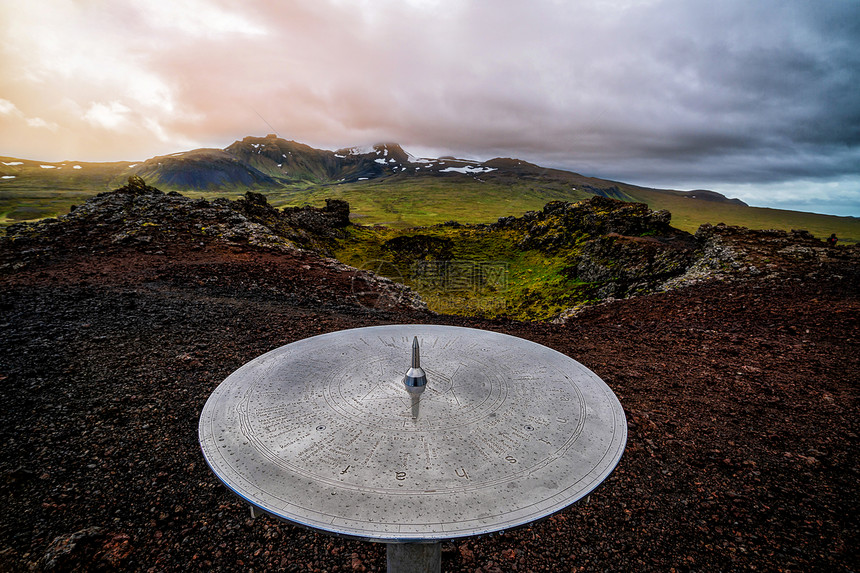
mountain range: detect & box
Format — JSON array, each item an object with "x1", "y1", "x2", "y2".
[
  {"x1": 3, "y1": 134, "x2": 859, "y2": 242},
  {"x1": 87, "y1": 134, "x2": 751, "y2": 205},
  {"x1": 1, "y1": 133, "x2": 744, "y2": 201}
]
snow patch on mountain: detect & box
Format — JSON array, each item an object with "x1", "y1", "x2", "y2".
[{"x1": 439, "y1": 166, "x2": 497, "y2": 174}]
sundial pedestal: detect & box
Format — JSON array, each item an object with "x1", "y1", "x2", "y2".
[
  {"x1": 387, "y1": 543, "x2": 441, "y2": 573},
  {"x1": 199, "y1": 325, "x2": 626, "y2": 572}
]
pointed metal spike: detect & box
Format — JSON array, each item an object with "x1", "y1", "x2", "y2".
[{"x1": 404, "y1": 336, "x2": 427, "y2": 394}]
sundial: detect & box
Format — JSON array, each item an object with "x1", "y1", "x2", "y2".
[{"x1": 199, "y1": 324, "x2": 626, "y2": 571}]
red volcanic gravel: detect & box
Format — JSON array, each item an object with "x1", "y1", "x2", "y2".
[{"x1": 1, "y1": 234, "x2": 858, "y2": 571}]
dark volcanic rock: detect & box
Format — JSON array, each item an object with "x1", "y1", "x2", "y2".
[
  {"x1": 2, "y1": 178, "x2": 297, "y2": 261},
  {"x1": 489, "y1": 196, "x2": 698, "y2": 300},
  {"x1": 281, "y1": 198, "x2": 351, "y2": 234},
  {"x1": 490, "y1": 196, "x2": 678, "y2": 251},
  {"x1": 0, "y1": 180, "x2": 426, "y2": 313},
  {"x1": 681, "y1": 222, "x2": 860, "y2": 284},
  {"x1": 3, "y1": 182, "x2": 337, "y2": 262},
  {"x1": 382, "y1": 234, "x2": 455, "y2": 262},
  {"x1": 230, "y1": 191, "x2": 351, "y2": 254},
  {"x1": 40, "y1": 527, "x2": 133, "y2": 572},
  {"x1": 565, "y1": 233, "x2": 699, "y2": 298}
]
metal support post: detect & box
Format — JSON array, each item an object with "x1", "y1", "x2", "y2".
[{"x1": 386, "y1": 542, "x2": 441, "y2": 573}]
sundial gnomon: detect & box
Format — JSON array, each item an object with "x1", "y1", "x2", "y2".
[{"x1": 200, "y1": 325, "x2": 626, "y2": 545}]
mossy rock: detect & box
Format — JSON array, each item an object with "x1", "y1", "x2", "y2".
[{"x1": 382, "y1": 234, "x2": 454, "y2": 261}]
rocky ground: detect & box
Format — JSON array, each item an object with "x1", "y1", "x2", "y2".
[{"x1": 0, "y1": 185, "x2": 858, "y2": 572}]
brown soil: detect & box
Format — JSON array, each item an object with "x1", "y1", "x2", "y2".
[{"x1": 1, "y1": 218, "x2": 858, "y2": 571}]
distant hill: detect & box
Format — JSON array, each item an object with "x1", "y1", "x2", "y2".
[
  {"x1": 2, "y1": 135, "x2": 858, "y2": 242},
  {"x1": 132, "y1": 136, "x2": 666, "y2": 203}
]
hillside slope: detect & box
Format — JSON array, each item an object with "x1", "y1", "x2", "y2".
[{"x1": 132, "y1": 148, "x2": 281, "y2": 190}]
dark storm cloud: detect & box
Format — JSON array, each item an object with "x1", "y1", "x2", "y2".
[{"x1": 1, "y1": 0, "x2": 858, "y2": 214}]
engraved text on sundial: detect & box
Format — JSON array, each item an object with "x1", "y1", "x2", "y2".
[{"x1": 199, "y1": 325, "x2": 626, "y2": 541}]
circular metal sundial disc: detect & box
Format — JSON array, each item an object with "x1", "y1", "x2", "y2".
[{"x1": 199, "y1": 325, "x2": 627, "y2": 542}]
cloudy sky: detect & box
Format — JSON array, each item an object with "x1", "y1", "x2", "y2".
[{"x1": 1, "y1": 0, "x2": 859, "y2": 216}]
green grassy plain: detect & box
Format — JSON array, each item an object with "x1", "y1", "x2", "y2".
[
  {"x1": 0, "y1": 158, "x2": 130, "y2": 226},
  {"x1": 628, "y1": 188, "x2": 859, "y2": 243},
  {"x1": 276, "y1": 175, "x2": 595, "y2": 227}
]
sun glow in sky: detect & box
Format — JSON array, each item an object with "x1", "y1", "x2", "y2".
[{"x1": 1, "y1": 0, "x2": 859, "y2": 216}]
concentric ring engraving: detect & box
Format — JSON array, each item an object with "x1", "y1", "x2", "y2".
[{"x1": 199, "y1": 325, "x2": 626, "y2": 541}]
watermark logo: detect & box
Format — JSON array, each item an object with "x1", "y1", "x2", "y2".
[
  {"x1": 410, "y1": 261, "x2": 508, "y2": 293},
  {"x1": 351, "y1": 259, "x2": 509, "y2": 313}
]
